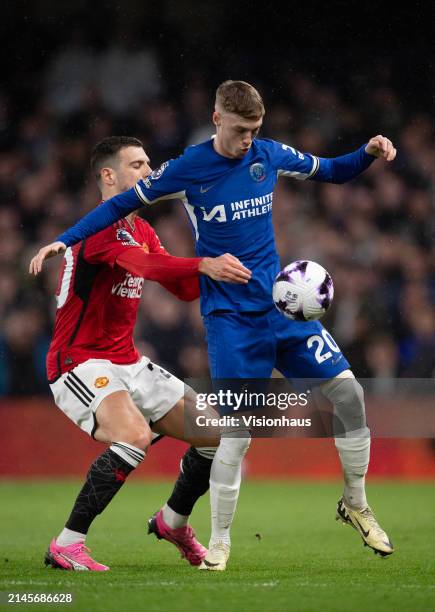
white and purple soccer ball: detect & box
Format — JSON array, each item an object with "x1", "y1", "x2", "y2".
[{"x1": 273, "y1": 260, "x2": 334, "y2": 321}]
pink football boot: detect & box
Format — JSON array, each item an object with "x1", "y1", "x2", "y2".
[
  {"x1": 148, "y1": 509, "x2": 207, "y2": 566},
  {"x1": 44, "y1": 538, "x2": 109, "y2": 571}
]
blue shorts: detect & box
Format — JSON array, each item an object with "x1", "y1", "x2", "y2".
[{"x1": 204, "y1": 307, "x2": 350, "y2": 383}]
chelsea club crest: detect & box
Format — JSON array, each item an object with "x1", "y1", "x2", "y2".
[
  {"x1": 249, "y1": 162, "x2": 266, "y2": 182},
  {"x1": 150, "y1": 161, "x2": 169, "y2": 180}
]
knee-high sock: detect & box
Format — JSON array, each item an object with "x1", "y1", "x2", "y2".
[
  {"x1": 321, "y1": 374, "x2": 370, "y2": 510},
  {"x1": 209, "y1": 433, "x2": 251, "y2": 547},
  {"x1": 163, "y1": 446, "x2": 215, "y2": 529},
  {"x1": 57, "y1": 442, "x2": 144, "y2": 545}
]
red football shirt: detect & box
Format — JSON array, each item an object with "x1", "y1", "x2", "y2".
[{"x1": 46, "y1": 216, "x2": 199, "y2": 381}]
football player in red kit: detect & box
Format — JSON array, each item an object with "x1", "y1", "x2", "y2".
[{"x1": 37, "y1": 136, "x2": 251, "y2": 571}]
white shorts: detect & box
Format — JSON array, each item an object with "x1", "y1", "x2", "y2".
[{"x1": 49, "y1": 357, "x2": 185, "y2": 437}]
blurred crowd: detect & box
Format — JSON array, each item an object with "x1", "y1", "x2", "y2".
[{"x1": 1, "y1": 28, "x2": 435, "y2": 396}]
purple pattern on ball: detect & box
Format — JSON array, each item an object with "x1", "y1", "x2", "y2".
[
  {"x1": 276, "y1": 299, "x2": 307, "y2": 321},
  {"x1": 316, "y1": 272, "x2": 333, "y2": 310},
  {"x1": 275, "y1": 260, "x2": 308, "y2": 284},
  {"x1": 293, "y1": 260, "x2": 308, "y2": 276}
]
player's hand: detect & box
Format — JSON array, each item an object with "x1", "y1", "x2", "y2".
[
  {"x1": 365, "y1": 135, "x2": 396, "y2": 161},
  {"x1": 199, "y1": 253, "x2": 252, "y2": 284},
  {"x1": 29, "y1": 241, "x2": 67, "y2": 275}
]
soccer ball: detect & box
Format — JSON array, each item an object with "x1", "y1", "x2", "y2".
[{"x1": 273, "y1": 260, "x2": 334, "y2": 321}]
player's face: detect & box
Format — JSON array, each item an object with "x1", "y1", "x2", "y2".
[
  {"x1": 115, "y1": 147, "x2": 152, "y2": 192},
  {"x1": 213, "y1": 111, "x2": 263, "y2": 159}
]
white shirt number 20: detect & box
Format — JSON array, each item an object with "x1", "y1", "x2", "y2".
[{"x1": 307, "y1": 329, "x2": 341, "y2": 364}]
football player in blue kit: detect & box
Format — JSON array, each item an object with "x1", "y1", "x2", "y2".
[{"x1": 30, "y1": 80, "x2": 397, "y2": 570}]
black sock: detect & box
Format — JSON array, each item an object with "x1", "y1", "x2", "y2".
[
  {"x1": 166, "y1": 447, "x2": 212, "y2": 516},
  {"x1": 65, "y1": 448, "x2": 135, "y2": 534}
]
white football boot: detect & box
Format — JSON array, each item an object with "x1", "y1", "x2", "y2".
[
  {"x1": 336, "y1": 497, "x2": 394, "y2": 557},
  {"x1": 198, "y1": 541, "x2": 230, "y2": 571}
]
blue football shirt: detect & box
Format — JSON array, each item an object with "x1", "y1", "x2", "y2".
[{"x1": 134, "y1": 138, "x2": 320, "y2": 314}]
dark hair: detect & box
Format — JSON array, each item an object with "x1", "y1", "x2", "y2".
[
  {"x1": 90, "y1": 136, "x2": 144, "y2": 182},
  {"x1": 215, "y1": 80, "x2": 265, "y2": 119}
]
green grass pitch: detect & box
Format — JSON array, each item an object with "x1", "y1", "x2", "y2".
[{"x1": 0, "y1": 480, "x2": 434, "y2": 612}]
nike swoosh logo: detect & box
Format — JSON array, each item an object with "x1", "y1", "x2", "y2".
[
  {"x1": 354, "y1": 518, "x2": 370, "y2": 538},
  {"x1": 200, "y1": 184, "x2": 216, "y2": 193},
  {"x1": 59, "y1": 553, "x2": 89, "y2": 571},
  {"x1": 331, "y1": 355, "x2": 343, "y2": 366},
  {"x1": 203, "y1": 559, "x2": 220, "y2": 567}
]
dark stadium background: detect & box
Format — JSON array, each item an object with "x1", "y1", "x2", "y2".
[{"x1": 1, "y1": 1, "x2": 434, "y2": 479}]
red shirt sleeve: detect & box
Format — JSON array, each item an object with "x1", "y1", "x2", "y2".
[
  {"x1": 115, "y1": 222, "x2": 201, "y2": 301},
  {"x1": 116, "y1": 250, "x2": 201, "y2": 282}
]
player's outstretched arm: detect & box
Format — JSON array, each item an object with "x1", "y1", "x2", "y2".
[
  {"x1": 116, "y1": 250, "x2": 251, "y2": 302},
  {"x1": 313, "y1": 134, "x2": 396, "y2": 184},
  {"x1": 117, "y1": 250, "x2": 252, "y2": 285},
  {"x1": 52, "y1": 156, "x2": 190, "y2": 249},
  {"x1": 29, "y1": 241, "x2": 67, "y2": 275},
  {"x1": 56, "y1": 187, "x2": 142, "y2": 247}
]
